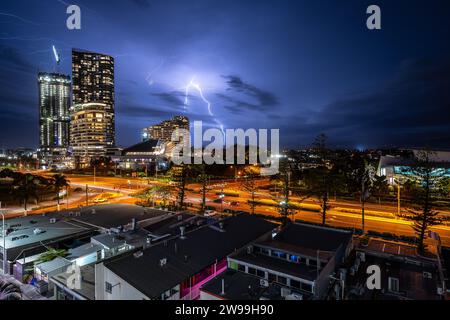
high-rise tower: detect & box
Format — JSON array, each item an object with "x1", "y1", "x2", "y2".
[
  {"x1": 38, "y1": 72, "x2": 71, "y2": 163},
  {"x1": 71, "y1": 49, "x2": 115, "y2": 150}
]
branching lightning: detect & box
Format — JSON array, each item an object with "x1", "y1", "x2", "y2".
[
  {"x1": 145, "y1": 59, "x2": 165, "y2": 87},
  {"x1": 184, "y1": 77, "x2": 225, "y2": 135}
]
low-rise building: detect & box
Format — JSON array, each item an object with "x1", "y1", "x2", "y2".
[
  {"x1": 1, "y1": 214, "x2": 96, "y2": 276},
  {"x1": 95, "y1": 214, "x2": 277, "y2": 300},
  {"x1": 209, "y1": 222, "x2": 353, "y2": 300},
  {"x1": 346, "y1": 238, "x2": 445, "y2": 300},
  {"x1": 110, "y1": 139, "x2": 169, "y2": 172},
  {"x1": 200, "y1": 269, "x2": 304, "y2": 300}
]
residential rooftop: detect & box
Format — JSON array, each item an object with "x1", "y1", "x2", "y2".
[
  {"x1": 51, "y1": 264, "x2": 96, "y2": 300},
  {"x1": 201, "y1": 269, "x2": 308, "y2": 300},
  {"x1": 347, "y1": 254, "x2": 440, "y2": 300},
  {"x1": 0, "y1": 213, "x2": 95, "y2": 261},
  {"x1": 104, "y1": 214, "x2": 277, "y2": 298},
  {"x1": 229, "y1": 250, "x2": 319, "y2": 281},
  {"x1": 66, "y1": 204, "x2": 169, "y2": 229},
  {"x1": 270, "y1": 222, "x2": 353, "y2": 253}
]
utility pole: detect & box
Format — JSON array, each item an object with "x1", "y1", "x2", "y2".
[
  {"x1": 66, "y1": 186, "x2": 69, "y2": 210},
  {"x1": 0, "y1": 202, "x2": 7, "y2": 275},
  {"x1": 397, "y1": 182, "x2": 401, "y2": 217},
  {"x1": 85, "y1": 184, "x2": 88, "y2": 206},
  {"x1": 361, "y1": 179, "x2": 365, "y2": 234},
  {"x1": 93, "y1": 166, "x2": 96, "y2": 186}
]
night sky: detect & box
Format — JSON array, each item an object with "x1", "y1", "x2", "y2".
[{"x1": 1, "y1": 0, "x2": 450, "y2": 150}]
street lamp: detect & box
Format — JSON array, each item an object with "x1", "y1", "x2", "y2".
[
  {"x1": 394, "y1": 177, "x2": 403, "y2": 218},
  {"x1": 0, "y1": 208, "x2": 7, "y2": 275}
]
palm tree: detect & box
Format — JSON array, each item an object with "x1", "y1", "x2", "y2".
[
  {"x1": 11, "y1": 173, "x2": 39, "y2": 213},
  {"x1": 52, "y1": 174, "x2": 70, "y2": 208}
]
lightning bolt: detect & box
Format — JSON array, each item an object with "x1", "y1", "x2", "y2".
[
  {"x1": 184, "y1": 77, "x2": 225, "y2": 136},
  {"x1": 0, "y1": 12, "x2": 42, "y2": 26},
  {"x1": 145, "y1": 59, "x2": 165, "y2": 87}
]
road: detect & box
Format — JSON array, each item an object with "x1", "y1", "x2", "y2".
[{"x1": 33, "y1": 174, "x2": 450, "y2": 247}]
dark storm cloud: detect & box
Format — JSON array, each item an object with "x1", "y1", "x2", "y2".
[
  {"x1": 302, "y1": 58, "x2": 450, "y2": 148},
  {"x1": 222, "y1": 75, "x2": 279, "y2": 109},
  {"x1": 118, "y1": 104, "x2": 182, "y2": 118},
  {"x1": 0, "y1": 45, "x2": 34, "y2": 72},
  {"x1": 151, "y1": 91, "x2": 186, "y2": 107},
  {"x1": 151, "y1": 91, "x2": 201, "y2": 110},
  {"x1": 1, "y1": 0, "x2": 450, "y2": 149},
  {"x1": 215, "y1": 93, "x2": 258, "y2": 114}
]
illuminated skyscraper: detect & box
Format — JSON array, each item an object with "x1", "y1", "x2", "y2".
[
  {"x1": 72, "y1": 49, "x2": 115, "y2": 149},
  {"x1": 142, "y1": 115, "x2": 190, "y2": 142},
  {"x1": 38, "y1": 72, "x2": 71, "y2": 159},
  {"x1": 70, "y1": 103, "x2": 109, "y2": 165}
]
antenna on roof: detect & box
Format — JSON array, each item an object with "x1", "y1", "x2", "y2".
[
  {"x1": 52, "y1": 45, "x2": 61, "y2": 73},
  {"x1": 52, "y1": 45, "x2": 60, "y2": 65}
]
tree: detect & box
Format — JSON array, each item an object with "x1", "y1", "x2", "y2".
[
  {"x1": 52, "y1": 174, "x2": 70, "y2": 208},
  {"x1": 401, "y1": 150, "x2": 443, "y2": 253},
  {"x1": 150, "y1": 185, "x2": 173, "y2": 208},
  {"x1": 302, "y1": 134, "x2": 343, "y2": 226},
  {"x1": 436, "y1": 177, "x2": 450, "y2": 198},
  {"x1": 274, "y1": 159, "x2": 295, "y2": 225},
  {"x1": 303, "y1": 166, "x2": 338, "y2": 225},
  {"x1": 241, "y1": 169, "x2": 259, "y2": 215},
  {"x1": 359, "y1": 163, "x2": 375, "y2": 234},
  {"x1": 170, "y1": 165, "x2": 191, "y2": 209},
  {"x1": 11, "y1": 173, "x2": 40, "y2": 212},
  {"x1": 311, "y1": 133, "x2": 329, "y2": 161},
  {"x1": 35, "y1": 248, "x2": 67, "y2": 264},
  {"x1": 372, "y1": 175, "x2": 389, "y2": 204},
  {"x1": 193, "y1": 164, "x2": 211, "y2": 214},
  {"x1": 344, "y1": 153, "x2": 375, "y2": 233}
]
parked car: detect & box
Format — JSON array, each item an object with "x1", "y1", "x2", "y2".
[{"x1": 204, "y1": 210, "x2": 217, "y2": 217}]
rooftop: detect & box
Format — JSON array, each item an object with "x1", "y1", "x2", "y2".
[
  {"x1": 123, "y1": 139, "x2": 161, "y2": 154},
  {"x1": 347, "y1": 254, "x2": 440, "y2": 300},
  {"x1": 66, "y1": 243, "x2": 103, "y2": 260},
  {"x1": 201, "y1": 270, "x2": 308, "y2": 300},
  {"x1": 105, "y1": 214, "x2": 276, "y2": 298},
  {"x1": 35, "y1": 257, "x2": 72, "y2": 274},
  {"x1": 91, "y1": 233, "x2": 126, "y2": 250},
  {"x1": 0, "y1": 214, "x2": 95, "y2": 261},
  {"x1": 143, "y1": 213, "x2": 207, "y2": 238},
  {"x1": 269, "y1": 222, "x2": 352, "y2": 253},
  {"x1": 68, "y1": 204, "x2": 168, "y2": 229},
  {"x1": 230, "y1": 250, "x2": 318, "y2": 281},
  {"x1": 51, "y1": 264, "x2": 96, "y2": 300}
]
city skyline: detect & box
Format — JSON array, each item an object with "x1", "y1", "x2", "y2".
[{"x1": 1, "y1": 0, "x2": 450, "y2": 150}]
